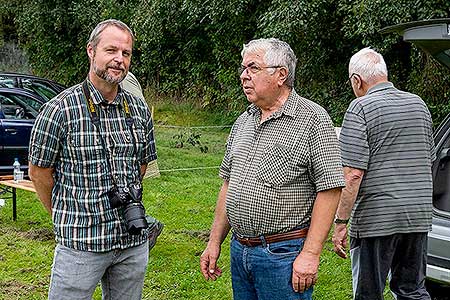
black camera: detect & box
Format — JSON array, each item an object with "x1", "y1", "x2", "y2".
[{"x1": 108, "y1": 183, "x2": 148, "y2": 235}]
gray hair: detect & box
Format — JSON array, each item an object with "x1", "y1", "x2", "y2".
[
  {"x1": 241, "y1": 38, "x2": 297, "y2": 87},
  {"x1": 87, "y1": 19, "x2": 134, "y2": 49},
  {"x1": 349, "y1": 47, "x2": 388, "y2": 83}
]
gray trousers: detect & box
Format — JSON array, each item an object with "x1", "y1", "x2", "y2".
[
  {"x1": 350, "y1": 233, "x2": 430, "y2": 300},
  {"x1": 48, "y1": 241, "x2": 149, "y2": 300}
]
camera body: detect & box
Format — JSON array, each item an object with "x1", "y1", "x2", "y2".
[{"x1": 108, "y1": 183, "x2": 148, "y2": 235}]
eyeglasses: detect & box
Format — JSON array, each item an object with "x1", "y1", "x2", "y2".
[
  {"x1": 239, "y1": 64, "x2": 282, "y2": 75},
  {"x1": 348, "y1": 73, "x2": 361, "y2": 82},
  {"x1": 347, "y1": 73, "x2": 362, "y2": 86}
]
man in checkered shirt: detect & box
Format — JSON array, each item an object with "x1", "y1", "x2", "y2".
[
  {"x1": 200, "y1": 38, "x2": 345, "y2": 300},
  {"x1": 28, "y1": 19, "x2": 156, "y2": 299}
]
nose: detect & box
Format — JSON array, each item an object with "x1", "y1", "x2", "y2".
[
  {"x1": 240, "y1": 68, "x2": 250, "y2": 81},
  {"x1": 113, "y1": 52, "x2": 126, "y2": 63}
]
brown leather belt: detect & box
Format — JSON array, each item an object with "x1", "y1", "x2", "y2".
[{"x1": 235, "y1": 227, "x2": 309, "y2": 247}]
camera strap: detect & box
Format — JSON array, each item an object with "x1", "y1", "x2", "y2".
[{"x1": 81, "y1": 79, "x2": 140, "y2": 186}]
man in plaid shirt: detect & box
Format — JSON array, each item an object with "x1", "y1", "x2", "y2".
[
  {"x1": 28, "y1": 19, "x2": 156, "y2": 299},
  {"x1": 200, "y1": 38, "x2": 345, "y2": 300}
]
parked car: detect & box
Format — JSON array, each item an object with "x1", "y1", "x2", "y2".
[
  {"x1": 0, "y1": 81, "x2": 59, "y2": 176},
  {"x1": 382, "y1": 18, "x2": 450, "y2": 290},
  {"x1": 0, "y1": 72, "x2": 65, "y2": 102}
]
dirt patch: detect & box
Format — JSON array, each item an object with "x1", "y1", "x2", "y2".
[
  {"x1": 1, "y1": 227, "x2": 54, "y2": 241},
  {"x1": 0, "y1": 280, "x2": 37, "y2": 297},
  {"x1": 175, "y1": 229, "x2": 210, "y2": 242},
  {"x1": 19, "y1": 228, "x2": 54, "y2": 241}
]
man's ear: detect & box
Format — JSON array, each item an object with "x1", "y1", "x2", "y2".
[
  {"x1": 354, "y1": 75, "x2": 363, "y2": 90},
  {"x1": 278, "y1": 67, "x2": 288, "y2": 86},
  {"x1": 352, "y1": 75, "x2": 367, "y2": 97},
  {"x1": 87, "y1": 44, "x2": 94, "y2": 60}
]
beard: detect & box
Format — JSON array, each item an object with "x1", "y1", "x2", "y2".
[{"x1": 93, "y1": 60, "x2": 127, "y2": 84}]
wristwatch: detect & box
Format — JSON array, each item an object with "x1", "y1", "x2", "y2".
[{"x1": 334, "y1": 218, "x2": 349, "y2": 224}]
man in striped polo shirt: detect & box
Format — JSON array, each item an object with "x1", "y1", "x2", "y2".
[
  {"x1": 29, "y1": 19, "x2": 157, "y2": 299},
  {"x1": 332, "y1": 48, "x2": 435, "y2": 299},
  {"x1": 200, "y1": 38, "x2": 345, "y2": 300}
]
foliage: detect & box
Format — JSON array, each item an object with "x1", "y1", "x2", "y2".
[
  {"x1": 1, "y1": 0, "x2": 450, "y2": 124},
  {"x1": 172, "y1": 129, "x2": 209, "y2": 153}
]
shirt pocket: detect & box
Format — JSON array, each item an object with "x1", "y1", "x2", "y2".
[
  {"x1": 256, "y1": 144, "x2": 292, "y2": 186},
  {"x1": 110, "y1": 125, "x2": 146, "y2": 158},
  {"x1": 68, "y1": 130, "x2": 104, "y2": 171}
]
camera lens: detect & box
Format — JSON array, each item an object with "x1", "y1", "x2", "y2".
[{"x1": 123, "y1": 202, "x2": 148, "y2": 235}]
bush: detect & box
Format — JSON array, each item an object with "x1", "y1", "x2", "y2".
[{"x1": 2, "y1": 0, "x2": 450, "y2": 125}]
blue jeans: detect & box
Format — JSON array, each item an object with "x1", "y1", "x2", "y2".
[
  {"x1": 48, "y1": 241, "x2": 149, "y2": 300},
  {"x1": 230, "y1": 236, "x2": 313, "y2": 300}
]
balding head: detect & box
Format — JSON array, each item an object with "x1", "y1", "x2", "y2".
[{"x1": 349, "y1": 48, "x2": 388, "y2": 84}]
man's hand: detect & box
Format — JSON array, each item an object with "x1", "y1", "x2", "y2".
[
  {"x1": 291, "y1": 250, "x2": 319, "y2": 293},
  {"x1": 200, "y1": 242, "x2": 223, "y2": 281},
  {"x1": 332, "y1": 223, "x2": 348, "y2": 259}
]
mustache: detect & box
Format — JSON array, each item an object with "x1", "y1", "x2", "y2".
[{"x1": 106, "y1": 63, "x2": 125, "y2": 71}]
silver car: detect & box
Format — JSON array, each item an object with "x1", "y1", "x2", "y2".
[{"x1": 383, "y1": 18, "x2": 450, "y2": 292}]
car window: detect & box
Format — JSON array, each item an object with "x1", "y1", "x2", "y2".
[
  {"x1": 0, "y1": 93, "x2": 39, "y2": 119},
  {"x1": 21, "y1": 79, "x2": 58, "y2": 101},
  {"x1": 0, "y1": 76, "x2": 15, "y2": 88}
]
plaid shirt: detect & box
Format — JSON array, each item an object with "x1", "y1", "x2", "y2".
[
  {"x1": 29, "y1": 79, "x2": 157, "y2": 252},
  {"x1": 220, "y1": 89, "x2": 345, "y2": 237}
]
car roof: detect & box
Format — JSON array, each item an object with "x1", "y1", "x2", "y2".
[
  {"x1": 0, "y1": 72, "x2": 65, "y2": 91},
  {"x1": 381, "y1": 18, "x2": 450, "y2": 69}
]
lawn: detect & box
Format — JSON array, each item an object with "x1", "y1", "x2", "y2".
[{"x1": 0, "y1": 101, "x2": 394, "y2": 300}]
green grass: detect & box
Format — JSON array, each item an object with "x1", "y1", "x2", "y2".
[{"x1": 0, "y1": 101, "x2": 395, "y2": 299}]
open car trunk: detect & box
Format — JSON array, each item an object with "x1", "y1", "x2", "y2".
[{"x1": 382, "y1": 18, "x2": 450, "y2": 285}]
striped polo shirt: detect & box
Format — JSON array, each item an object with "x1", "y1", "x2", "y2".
[
  {"x1": 340, "y1": 82, "x2": 436, "y2": 238},
  {"x1": 220, "y1": 89, "x2": 345, "y2": 237},
  {"x1": 29, "y1": 79, "x2": 157, "y2": 252}
]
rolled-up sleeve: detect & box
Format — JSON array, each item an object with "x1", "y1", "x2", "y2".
[{"x1": 28, "y1": 101, "x2": 64, "y2": 168}]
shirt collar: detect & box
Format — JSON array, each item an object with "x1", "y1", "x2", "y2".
[
  {"x1": 86, "y1": 78, "x2": 124, "y2": 106},
  {"x1": 246, "y1": 89, "x2": 297, "y2": 118},
  {"x1": 366, "y1": 81, "x2": 394, "y2": 95}
]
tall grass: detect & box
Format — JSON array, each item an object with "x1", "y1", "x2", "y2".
[{"x1": 0, "y1": 101, "x2": 396, "y2": 299}]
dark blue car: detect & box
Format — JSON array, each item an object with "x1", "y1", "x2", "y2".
[
  {"x1": 0, "y1": 87, "x2": 44, "y2": 175},
  {"x1": 0, "y1": 74, "x2": 65, "y2": 176}
]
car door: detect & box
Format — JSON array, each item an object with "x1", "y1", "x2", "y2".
[
  {"x1": 382, "y1": 18, "x2": 450, "y2": 285},
  {"x1": 0, "y1": 90, "x2": 40, "y2": 175}
]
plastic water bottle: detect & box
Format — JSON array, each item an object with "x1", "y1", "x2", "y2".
[{"x1": 13, "y1": 158, "x2": 21, "y2": 183}]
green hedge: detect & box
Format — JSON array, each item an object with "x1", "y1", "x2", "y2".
[{"x1": 1, "y1": 0, "x2": 449, "y2": 125}]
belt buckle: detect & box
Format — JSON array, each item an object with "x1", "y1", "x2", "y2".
[
  {"x1": 242, "y1": 237, "x2": 251, "y2": 246},
  {"x1": 237, "y1": 236, "x2": 253, "y2": 247}
]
